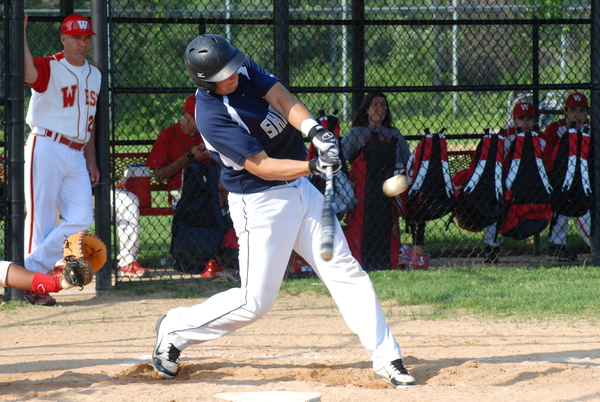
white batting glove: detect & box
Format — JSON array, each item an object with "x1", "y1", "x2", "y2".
[
  {"x1": 309, "y1": 151, "x2": 342, "y2": 176},
  {"x1": 309, "y1": 126, "x2": 339, "y2": 157},
  {"x1": 301, "y1": 118, "x2": 339, "y2": 157}
]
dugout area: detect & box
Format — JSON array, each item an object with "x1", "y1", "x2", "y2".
[{"x1": 1, "y1": 1, "x2": 599, "y2": 294}]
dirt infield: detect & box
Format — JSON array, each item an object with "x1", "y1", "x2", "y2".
[{"x1": 1, "y1": 285, "x2": 599, "y2": 402}]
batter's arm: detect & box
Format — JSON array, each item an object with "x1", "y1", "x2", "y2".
[
  {"x1": 23, "y1": 13, "x2": 38, "y2": 84},
  {"x1": 243, "y1": 151, "x2": 310, "y2": 181},
  {"x1": 264, "y1": 82, "x2": 313, "y2": 131}
]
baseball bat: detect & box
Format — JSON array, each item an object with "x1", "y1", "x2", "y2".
[{"x1": 320, "y1": 166, "x2": 335, "y2": 261}]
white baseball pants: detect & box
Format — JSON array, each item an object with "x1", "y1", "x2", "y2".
[
  {"x1": 160, "y1": 176, "x2": 403, "y2": 370},
  {"x1": 25, "y1": 135, "x2": 93, "y2": 274},
  {"x1": 112, "y1": 188, "x2": 140, "y2": 267}
]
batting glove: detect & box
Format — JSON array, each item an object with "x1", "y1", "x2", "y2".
[
  {"x1": 308, "y1": 125, "x2": 339, "y2": 157},
  {"x1": 309, "y1": 151, "x2": 342, "y2": 176}
]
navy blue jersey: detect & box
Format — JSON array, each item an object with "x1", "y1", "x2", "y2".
[{"x1": 194, "y1": 58, "x2": 307, "y2": 194}]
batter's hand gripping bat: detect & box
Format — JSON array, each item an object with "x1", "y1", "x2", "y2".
[{"x1": 320, "y1": 166, "x2": 334, "y2": 261}]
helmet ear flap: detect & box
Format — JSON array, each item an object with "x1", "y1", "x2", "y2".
[{"x1": 197, "y1": 80, "x2": 217, "y2": 93}]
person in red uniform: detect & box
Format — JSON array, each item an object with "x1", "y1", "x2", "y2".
[
  {"x1": 23, "y1": 14, "x2": 101, "y2": 305},
  {"x1": 146, "y1": 95, "x2": 211, "y2": 206},
  {"x1": 480, "y1": 102, "x2": 548, "y2": 263},
  {"x1": 146, "y1": 95, "x2": 237, "y2": 277},
  {"x1": 539, "y1": 92, "x2": 591, "y2": 261}
]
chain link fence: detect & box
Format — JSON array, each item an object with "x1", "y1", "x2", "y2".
[{"x1": 1, "y1": 1, "x2": 595, "y2": 288}]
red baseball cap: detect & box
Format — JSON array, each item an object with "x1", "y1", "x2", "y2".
[
  {"x1": 61, "y1": 14, "x2": 96, "y2": 36},
  {"x1": 565, "y1": 92, "x2": 588, "y2": 109},
  {"x1": 512, "y1": 102, "x2": 537, "y2": 119},
  {"x1": 183, "y1": 95, "x2": 196, "y2": 116}
]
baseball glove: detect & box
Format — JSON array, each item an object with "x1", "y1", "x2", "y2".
[{"x1": 62, "y1": 232, "x2": 107, "y2": 288}]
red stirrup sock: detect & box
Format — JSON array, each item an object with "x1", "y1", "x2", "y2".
[{"x1": 31, "y1": 273, "x2": 62, "y2": 293}]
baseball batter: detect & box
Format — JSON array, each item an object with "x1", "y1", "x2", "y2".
[
  {"x1": 152, "y1": 34, "x2": 416, "y2": 389},
  {"x1": 23, "y1": 14, "x2": 101, "y2": 305}
]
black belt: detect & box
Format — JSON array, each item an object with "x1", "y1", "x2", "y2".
[{"x1": 272, "y1": 179, "x2": 297, "y2": 188}]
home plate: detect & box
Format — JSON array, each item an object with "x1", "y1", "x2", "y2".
[{"x1": 215, "y1": 391, "x2": 323, "y2": 402}]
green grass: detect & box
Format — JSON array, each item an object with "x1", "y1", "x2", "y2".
[
  {"x1": 106, "y1": 266, "x2": 600, "y2": 323},
  {"x1": 4, "y1": 267, "x2": 600, "y2": 324},
  {"x1": 0, "y1": 301, "x2": 30, "y2": 311},
  {"x1": 279, "y1": 266, "x2": 600, "y2": 322},
  {"x1": 111, "y1": 277, "x2": 240, "y2": 300}
]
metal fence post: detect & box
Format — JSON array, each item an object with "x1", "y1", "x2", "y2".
[
  {"x1": 3, "y1": 1, "x2": 26, "y2": 302},
  {"x1": 92, "y1": 0, "x2": 112, "y2": 290},
  {"x1": 273, "y1": 0, "x2": 289, "y2": 87},
  {"x1": 350, "y1": 0, "x2": 365, "y2": 116},
  {"x1": 591, "y1": 0, "x2": 600, "y2": 264}
]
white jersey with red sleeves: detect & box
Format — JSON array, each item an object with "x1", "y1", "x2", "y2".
[{"x1": 25, "y1": 52, "x2": 101, "y2": 143}]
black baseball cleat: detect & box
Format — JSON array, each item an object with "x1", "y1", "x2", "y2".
[
  {"x1": 374, "y1": 358, "x2": 416, "y2": 388},
  {"x1": 152, "y1": 315, "x2": 181, "y2": 379},
  {"x1": 483, "y1": 245, "x2": 501, "y2": 264}
]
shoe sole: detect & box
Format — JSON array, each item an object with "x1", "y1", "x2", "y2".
[
  {"x1": 373, "y1": 371, "x2": 416, "y2": 388},
  {"x1": 152, "y1": 315, "x2": 177, "y2": 379}
]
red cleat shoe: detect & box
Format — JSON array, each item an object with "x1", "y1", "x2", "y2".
[
  {"x1": 118, "y1": 262, "x2": 150, "y2": 278},
  {"x1": 201, "y1": 260, "x2": 223, "y2": 278},
  {"x1": 24, "y1": 291, "x2": 57, "y2": 306}
]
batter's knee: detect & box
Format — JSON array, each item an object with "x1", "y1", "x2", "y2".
[{"x1": 244, "y1": 292, "x2": 279, "y2": 320}]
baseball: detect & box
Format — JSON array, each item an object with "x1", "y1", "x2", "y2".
[{"x1": 382, "y1": 174, "x2": 409, "y2": 197}]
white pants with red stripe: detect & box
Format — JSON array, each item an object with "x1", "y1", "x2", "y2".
[
  {"x1": 24, "y1": 135, "x2": 93, "y2": 274},
  {"x1": 158, "y1": 176, "x2": 403, "y2": 371}
]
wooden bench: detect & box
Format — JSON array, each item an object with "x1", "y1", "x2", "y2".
[{"x1": 112, "y1": 153, "x2": 174, "y2": 216}]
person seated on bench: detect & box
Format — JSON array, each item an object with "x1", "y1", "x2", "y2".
[
  {"x1": 146, "y1": 95, "x2": 210, "y2": 208},
  {"x1": 147, "y1": 95, "x2": 238, "y2": 277}
]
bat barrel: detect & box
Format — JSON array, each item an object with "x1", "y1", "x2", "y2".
[{"x1": 320, "y1": 166, "x2": 334, "y2": 261}]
